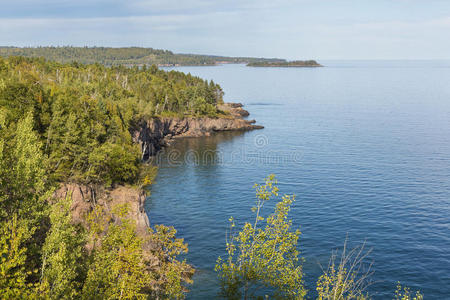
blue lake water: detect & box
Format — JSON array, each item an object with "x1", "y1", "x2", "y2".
[{"x1": 146, "y1": 61, "x2": 450, "y2": 299}]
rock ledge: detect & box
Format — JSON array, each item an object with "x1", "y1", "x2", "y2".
[{"x1": 132, "y1": 102, "x2": 263, "y2": 159}]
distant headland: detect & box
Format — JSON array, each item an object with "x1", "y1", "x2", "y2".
[
  {"x1": 0, "y1": 46, "x2": 322, "y2": 68},
  {"x1": 247, "y1": 60, "x2": 323, "y2": 67}
]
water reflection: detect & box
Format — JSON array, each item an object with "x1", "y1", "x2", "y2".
[
  {"x1": 145, "y1": 130, "x2": 247, "y2": 209},
  {"x1": 152, "y1": 131, "x2": 244, "y2": 167},
  {"x1": 151, "y1": 130, "x2": 303, "y2": 169}
]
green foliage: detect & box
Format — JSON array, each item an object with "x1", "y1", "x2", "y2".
[
  {"x1": 216, "y1": 176, "x2": 424, "y2": 300},
  {"x1": 40, "y1": 195, "x2": 87, "y2": 299},
  {"x1": 87, "y1": 142, "x2": 140, "y2": 186},
  {"x1": 394, "y1": 284, "x2": 423, "y2": 300},
  {"x1": 0, "y1": 46, "x2": 286, "y2": 67},
  {"x1": 0, "y1": 111, "x2": 49, "y2": 225},
  {"x1": 83, "y1": 205, "x2": 152, "y2": 299},
  {"x1": 0, "y1": 110, "x2": 50, "y2": 298},
  {"x1": 0, "y1": 56, "x2": 223, "y2": 186},
  {"x1": 193, "y1": 96, "x2": 218, "y2": 116},
  {"x1": 316, "y1": 240, "x2": 372, "y2": 300},
  {"x1": 0, "y1": 83, "x2": 192, "y2": 298},
  {"x1": 215, "y1": 174, "x2": 305, "y2": 299},
  {"x1": 83, "y1": 203, "x2": 193, "y2": 299},
  {"x1": 0, "y1": 215, "x2": 36, "y2": 298},
  {"x1": 148, "y1": 224, "x2": 194, "y2": 299},
  {"x1": 137, "y1": 165, "x2": 158, "y2": 190}
]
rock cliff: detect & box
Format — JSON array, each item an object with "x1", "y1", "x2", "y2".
[
  {"x1": 54, "y1": 183, "x2": 150, "y2": 234},
  {"x1": 132, "y1": 103, "x2": 263, "y2": 159}
]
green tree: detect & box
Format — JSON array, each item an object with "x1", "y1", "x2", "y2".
[
  {"x1": 0, "y1": 110, "x2": 49, "y2": 225},
  {"x1": 215, "y1": 175, "x2": 305, "y2": 299},
  {"x1": 192, "y1": 96, "x2": 217, "y2": 116},
  {"x1": 148, "y1": 224, "x2": 194, "y2": 299},
  {"x1": 40, "y1": 195, "x2": 87, "y2": 299},
  {"x1": 0, "y1": 111, "x2": 50, "y2": 295},
  {"x1": 0, "y1": 215, "x2": 36, "y2": 298},
  {"x1": 82, "y1": 204, "x2": 150, "y2": 299},
  {"x1": 87, "y1": 142, "x2": 140, "y2": 187},
  {"x1": 83, "y1": 204, "x2": 192, "y2": 299},
  {"x1": 316, "y1": 240, "x2": 372, "y2": 300}
]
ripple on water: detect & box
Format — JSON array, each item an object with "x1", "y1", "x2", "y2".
[{"x1": 148, "y1": 63, "x2": 450, "y2": 299}]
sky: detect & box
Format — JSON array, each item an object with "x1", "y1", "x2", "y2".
[{"x1": 1, "y1": 0, "x2": 450, "y2": 60}]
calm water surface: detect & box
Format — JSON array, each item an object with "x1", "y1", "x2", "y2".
[{"x1": 146, "y1": 61, "x2": 450, "y2": 299}]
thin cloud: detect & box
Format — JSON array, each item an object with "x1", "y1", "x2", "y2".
[{"x1": 1, "y1": 0, "x2": 450, "y2": 59}]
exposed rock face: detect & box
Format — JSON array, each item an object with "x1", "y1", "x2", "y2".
[
  {"x1": 53, "y1": 184, "x2": 193, "y2": 285},
  {"x1": 132, "y1": 103, "x2": 263, "y2": 160},
  {"x1": 54, "y1": 183, "x2": 150, "y2": 233},
  {"x1": 218, "y1": 102, "x2": 250, "y2": 117}
]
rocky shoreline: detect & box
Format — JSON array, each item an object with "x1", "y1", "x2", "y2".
[
  {"x1": 132, "y1": 102, "x2": 263, "y2": 159},
  {"x1": 52, "y1": 102, "x2": 262, "y2": 281},
  {"x1": 57, "y1": 102, "x2": 262, "y2": 230}
]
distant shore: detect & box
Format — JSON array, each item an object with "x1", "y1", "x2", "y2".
[
  {"x1": 0, "y1": 46, "x2": 321, "y2": 68},
  {"x1": 247, "y1": 60, "x2": 323, "y2": 67}
]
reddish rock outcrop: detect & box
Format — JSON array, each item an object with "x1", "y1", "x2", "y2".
[{"x1": 54, "y1": 183, "x2": 149, "y2": 233}]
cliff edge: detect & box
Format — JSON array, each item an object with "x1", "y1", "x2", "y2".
[{"x1": 133, "y1": 102, "x2": 263, "y2": 159}]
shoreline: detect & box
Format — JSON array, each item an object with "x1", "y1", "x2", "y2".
[
  {"x1": 132, "y1": 102, "x2": 263, "y2": 160},
  {"x1": 247, "y1": 65, "x2": 324, "y2": 68},
  {"x1": 57, "y1": 102, "x2": 263, "y2": 233},
  {"x1": 52, "y1": 101, "x2": 263, "y2": 285}
]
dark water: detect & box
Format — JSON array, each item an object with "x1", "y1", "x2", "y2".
[{"x1": 146, "y1": 62, "x2": 450, "y2": 299}]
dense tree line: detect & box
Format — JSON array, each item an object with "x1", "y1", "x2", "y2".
[
  {"x1": 0, "y1": 56, "x2": 223, "y2": 187},
  {"x1": 0, "y1": 47, "x2": 214, "y2": 66},
  {"x1": 0, "y1": 47, "x2": 285, "y2": 67},
  {"x1": 247, "y1": 60, "x2": 322, "y2": 67}
]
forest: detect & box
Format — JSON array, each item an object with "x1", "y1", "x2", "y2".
[
  {"x1": 0, "y1": 56, "x2": 224, "y2": 186},
  {"x1": 0, "y1": 47, "x2": 285, "y2": 67},
  {"x1": 0, "y1": 56, "x2": 222, "y2": 298}
]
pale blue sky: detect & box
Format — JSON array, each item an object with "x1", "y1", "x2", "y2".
[{"x1": 1, "y1": 0, "x2": 450, "y2": 59}]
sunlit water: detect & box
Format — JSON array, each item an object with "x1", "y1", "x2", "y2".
[{"x1": 146, "y1": 62, "x2": 450, "y2": 299}]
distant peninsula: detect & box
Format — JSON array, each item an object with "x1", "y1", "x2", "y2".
[
  {"x1": 0, "y1": 46, "x2": 321, "y2": 68},
  {"x1": 247, "y1": 60, "x2": 323, "y2": 67},
  {"x1": 0, "y1": 46, "x2": 284, "y2": 67}
]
